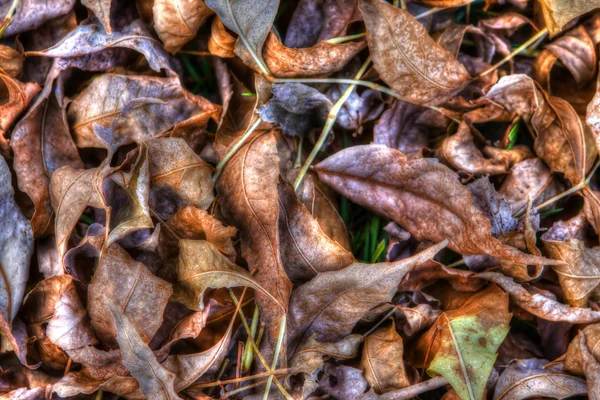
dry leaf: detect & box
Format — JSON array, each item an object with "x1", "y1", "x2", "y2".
[
  {"x1": 359, "y1": 0, "x2": 471, "y2": 105},
  {"x1": 538, "y1": 0, "x2": 600, "y2": 36},
  {"x1": 153, "y1": 0, "x2": 214, "y2": 53},
  {"x1": 0, "y1": 0, "x2": 76, "y2": 36},
  {"x1": 208, "y1": 17, "x2": 236, "y2": 57},
  {"x1": 82, "y1": 0, "x2": 112, "y2": 33},
  {"x1": 0, "y1": 74, "x2": 40, "y2": 151}
]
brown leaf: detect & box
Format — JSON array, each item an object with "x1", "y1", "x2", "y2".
[
  {"x1": 0, "y1": 74, "x2": 40, "y2": 152},
  {"x1": 208, "y1": 17, "x2": 236, "y2": 58},
  {"x1": 67, "y1": 74, "x2": 215, "y2": 148},
  {"x1": 263, "y1": 32, "x2": 365, "y2": 78},
  {"x1": 565, "y1": 323, "x2": 600, "y2": 375},
  {"x1": 0, "y1": 0, "x2": 75, "y2": 36},
  {"x1": 153, "y1": 0, "x2": 214, "y2": 53},
  {"x1": 0, "y1": 44, "x2": 24, "y2": 77},
  {"x1": 53, "y1": 371, "x2": 143, "y2": 399},
  {"x1": 11, "y1": 67, "x2": 83, "y2": 237},
  {"x1": 288, "y1": 240, "x2": 447, "y2": 352},
  {"x1": 315, "y1": 145, "x2": 560, "y2": 265},
  {"x1": 107, "y1": 303, "x2": 181, "y2": 400},
  {"x1": 168, "y1": 206, "x2": 237, "y2": 260},
  {"x1": 580, "y1": 332, "x2": 600, "y2": 398},
  {"x1": 493, "y1": 358, "x2": 588, "y2": 399},
  {"x1": 485, "y1": 74, "x2": 596, "y2": 184},
  {"x1": 290, "y1": 333, "x2": 363, "y2": 376},
  {"x1": 168, "y1": 239, "x2": 280, "y2": 311},
  {"x1": 478, "y1": 272, "x2": 600, "y2": 323},
  {"x1": 541, "y1": 215, "x2": 600, "y2": 307},
  {"x1": 216, "y1": 131, "x2": 292, "y2": 365},
  {"x1": 538, "y1": 0, "x2": 600, "y2": 36},
  {"x1": 88, "y1": 244, "x2": 173, "y2": 348},
  {"x1": 278, "y1": 178, "x2": 354, "y2": 282},
  {"x1": 359, "y1": 0, "x2": 471, "y2": 106},
  {"x1": 360, "y1": 322, "x2": 410, "y2": 394}
]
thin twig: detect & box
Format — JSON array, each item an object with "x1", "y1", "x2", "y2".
[
  {"x1": 212, "y1": 117, "x2": 261, "y2": 183},
  {"x1": 479, "y1": 28, "x2": 548, "y2": 77},
  {"x1": 263, "y1": 316, "x2": 286, "y2": 400},
  {"x1": 189, "y1": 368, "x2": 294, "y2": 390},
  {"x1": 221, "y1": 379, "x2": 270, "y2": 399},
  {"x1": 446, "y1": 258, "x2": 466, "y2": 268},
  {"x1": 326, "y1": 32, "x2": 366, "y2": 44},
  {"x1": 293, "y1": 57, "x2": 372, "y2": 190},
  {"x1": 379, "y1": 376, "x2": 448, "y2": 400}
]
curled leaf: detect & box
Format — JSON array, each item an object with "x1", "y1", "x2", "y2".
[{"x1": 153, "y1": 0, "x2": 214, "y2": 53}]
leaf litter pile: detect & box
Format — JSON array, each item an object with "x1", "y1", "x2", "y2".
[{"x1": 8, "y1": 0, "x2": 600, "y2": 399}]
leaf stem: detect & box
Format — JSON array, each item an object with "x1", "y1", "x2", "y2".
[
  {"x1": 262, "y1": 315, "x2": 286, "y2": 400},
  {"x1": 212, "y1": 117, "x2": 261, "y2": 183},
  {"x1": 326, "y1": 32, "x2": 366, "y2": 44},
  {"x1": 0, "y1": 0, "x2": 20, "y2": 39},
  {"x1": 293, "y1": 57, "x2": 372, "y2": 190},
  {"x1": 479, "y1": 27, "x2": 548, "y2": 77}
]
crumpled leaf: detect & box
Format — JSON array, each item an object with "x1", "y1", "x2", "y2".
[
  {"x1": 262, "y1": 32, "x2": 365, "y2": 78},
  {"x1": 278, "y1": 179, "x2": 354, "y2": 281},
  {"x1": 153, "y1": 0, "x2": 214, "y2": 53},
  {"x1": 290, "y1": 333, "x2": 363, "y2": 376},
  {"x1": 359, "y1": 0, "x2": 471, "y2": 106},
  {"x1": 208, "y1": 17, "x2": 236, "y2": 57},
  {"x1": 485, "y1": 74, "x2": 596, "y2": 184},
  {"x1": 216, "y1": 131, "x2": 292, "y2": 365},
  {"x1": 440, "y1": 122, "x2": 509, "y2": 176},
  {"x1": 0, "y1": 155, "x2": 34, "y2": 357},
  {"x1": 88, "y1": 244, "x2": 173, "y2": 348},
  {"x1": 205, "y1": 0, "x2": 279, "y2": 68},
  {"x1": 315, "y1": 145, "x2": 560, "y2": 265},
  {"x1": 168, "y1": 239, "x2": 280, "y2": 311},
  {"x1": 168, "y1": 206, "x2": 237, "y2": 260},
  {"x1": 0, "y1": 44, "x2": 24, "y2": 77},
  {"x1": 493, "y1": 358, "x2": 587, "y2": 400},
  {"x1": 541, "y1": 214, "x2": 600, "y2": 307},
  {"x1": 67, "y1": 74, "x2": 215, "y2": 148},
  {"x1": 27, "y1": 20, "x2": 176, "y2": 74},
  {"x1": 107, "y1": 303, "x2": 182, "y2": 400},
  {"x1": 82, "y1": 0, "x2": 112, "y2": 33},
  {"x1": 478, "y1": 272, "x2": 600, "y2": 323},
  {"x1": 580, "y1": 332, "x2": 600, "y2": 398},
  {"x1": 0, "y1": 74, "x2": 40, "y2": 151},
  {"x1": 565, "y1": 323, "x2": 600, "y2": 375},
  {"x1": 468, "y1": 177, "x2": 517, "y2": 237},
  {"x1": 0, "y1": 0, "x2": 76, "y2": 36},
  {"x1": 288, "y1": 240, "x2": 447, "y2": 352},
  {"x1": 410, "y1": 285, "x2": 510, "y2": 400},
  {"x1": 108, "y1": 144, "x2": 153, "y2": 247},
  {"x1": 260, "y1": 82, "x2": 332, "y2": 137},
  {"x1": 538, "y1": 0, "x2": 600, "y2": 36},
  {"x1": 318, "y1": 364, "x2": 368, "y2": 400},
  {"x1": 360, "y1": 322, "x2": 410, "y2": 394}
]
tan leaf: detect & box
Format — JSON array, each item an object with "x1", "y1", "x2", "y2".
[
  {"x1": 288, "y1": 240, "x2": 447, "y2": 352},
  {"x1": 0, "y1": 74, "x2": 40, "y2": 151},
  {"x1": 278, "y1": 179, "x2": 354, "y2": 281},
  {"x1": 82, "y1": 0, "x2": 112, "y2": 33},
  {"x1": 263, "y1": 32, "x2": 365, "y2": 78},
  {"x1": 359, "y1": 0, "x2": 471, "y2": 105},
  {"x1": 538, "y1": 0, "x2": 600, "y2": 36},
  {"x1": 315, "y1": 145, "x2": 561, "y2": 265},
  {"x1": 360, "y1": 322, "x2": 410, "y2": 394},
  {"x1": 147, "y1": 137, "x2": 214, "y2": 212},
  {"x1": 216, "y1": 131, "x2": 291, "y2": 364},
  {"x1": 168, "y1": 206, "x2": 237, "y2": 260},
  {"x1": 107, "y1": 303, "x2": 181, "y2": 400},
  {"x1": 290, "y1": 334, "x2": 363, "y2": 376},
  {"x1": 0, "y1": 44, "x2": 24, "y2": 77},
  {"x1": 565, "y1": 323, "x2": 600, "y2": 375},
  {"x1": 208, "y1": 17, "x2": 236, "y2": 58},
  {"x1": 88, "y1": 245, "x2": 173, "y2": 348},
  {"x1": 153, "y1": 0, "x2": 214, "y2": 53},
  {"x1": 68, "y1": 74, "x2": 215, "y2": 148}
]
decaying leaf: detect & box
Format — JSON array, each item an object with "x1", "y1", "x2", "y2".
[
  {"x1": 411, "y1": 285, "x2": 510, "y2": 400},
  {"x1": 153, "y1": 0, "x2": 214, "y2": 53},
  {"x1": 538, "y1": 0, "x2": 600, "y2": 36},
  {"x1": 0, "y1": 74, "x2": 40, "y2": 151},
  {"x1": 81, "y1": 0, "x2": 112, "y2": 33},
  {"x1": 359, "y1": 0, "x2": 471, "y2": 105},
  {"x1": 315, "y1": 145, "x2": 560, "y2": 265},
  {"x1": 0, "y1": 0, "x2": 76, "y2": 36}
]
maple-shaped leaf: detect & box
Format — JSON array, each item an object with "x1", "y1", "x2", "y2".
[
  {"x1": 411, "y1": 285, "x2": 511, "y2": 400},
  {"x1": 359, "y1": 0, "x2": 471, "y2": 106}
]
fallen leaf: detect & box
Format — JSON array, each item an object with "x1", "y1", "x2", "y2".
[
  {"x1": 108, "y1": 302, "x2": 182, "y2": 400},
  {"x1": 0, "y1": 44, "x2": 24, "y2": 77},
  {"x1": 288, "y1": 240, "x2": 447, "y2": 352},
  {"x1": 290, "y1": 333, "x2": 363, "y2": 376},
  {"x1": 0, "y1": 74, "x2": 40, "y2": 152},
  {"x1": 360, "y1": 322, "x2": 410, "y2": 394},
  {"x1": 0, "y1": 0, "x2": 76, "y2": 36},
  {"x1": 538, "y1": 0, "x2": 600, "y2": 36},
  {"x1": 260, "y1": 82, "x2": 332, "y2": 137},
  {"x1": 493, "y1": 358, "x2": 587, "y2": 399},
  {"x1": 315, "y1": 145, "x2": 560, "y2": 265},
  {"x1": 82, "y1": 0, "x2": 112, "y2": 33},
  {"x1": 580, "y1": 332, "x2": 600, "y2": 398},
  {"x1": 478, "y1": 272, "x2": 600, "y2": 323},
  {"x1": 278, "y1": 179, "x2": 354, "y2": 281},
  {"x1": 359, "y1": 0, "x2": 471, "y2": 105},
  {"x1": 263, "y1": 32, "x2": 365, "y2": 78},
  {"x1": 67, "y1": 74, "x2": 214, "y2": 148},
  {"x1": 411, "y1": 285, "x2": 510, "y2": 400},
  {"x1": 468, "y1": 177, "x2": 517, "y2": 237},
  {"x1": 88, "y1": 244, "x2": 173, "y2": 348},
  {"x1": 208, "y1": 17, "x2": 236, "y2": 57},
  {"x1": 153, "y1": 0, "x2": 214, "y2": 53}
]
